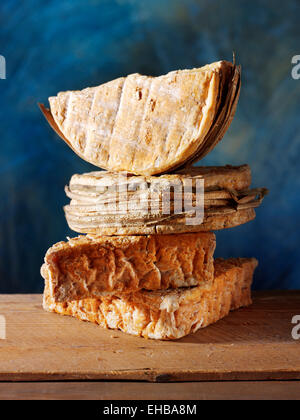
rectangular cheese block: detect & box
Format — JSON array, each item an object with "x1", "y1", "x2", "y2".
[
  {"x1": 43, "y1": 257, "x2": 257, "y2": 340},
  {"x1": 41, "y1": 232, "x2": 216, "y2": 302}
]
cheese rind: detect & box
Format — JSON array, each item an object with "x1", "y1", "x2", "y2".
[
  {"x1": 43, "y1": 61, "x2": 240, "y2": 176},
  {"x1": 41, "y1": 232, "x2": 216, "y2": 302},
  {"x1": 43, "y1": 258, "x2": 257, "y2": 340},
  {"x1": 63, "y1": 165, "x2": 268, "y2": 236}
]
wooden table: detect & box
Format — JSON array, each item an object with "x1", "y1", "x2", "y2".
[{"x1": 0, "y1": 292, "x2": 299, "y2": 400}]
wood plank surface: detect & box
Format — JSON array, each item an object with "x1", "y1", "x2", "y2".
[
  {"x1": 0, "y1": 292, "x2": 299, "y2": 382},
  {"x1": 1, "y1": 381, "x2": 300, "y2": 400}
]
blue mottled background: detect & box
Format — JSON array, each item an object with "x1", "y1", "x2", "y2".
[{"x1": 0, "y1": 0, "x2": 300, "y2": 292}]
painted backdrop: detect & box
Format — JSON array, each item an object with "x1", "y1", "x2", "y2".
[{"x1": 1, "y1": 0, "x2": 300, "y2": 292}]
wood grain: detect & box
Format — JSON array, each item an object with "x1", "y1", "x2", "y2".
[
  {"x1": 1, "y1": 381, "x2": 300, "y2": 400},
  {"x1": 0, "y1": 292, "x2": 299, "y2": 382}
]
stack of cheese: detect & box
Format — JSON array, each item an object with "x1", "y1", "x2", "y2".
[{"x1": 40, "y1": 60, "x2": 267, "y2": 340}]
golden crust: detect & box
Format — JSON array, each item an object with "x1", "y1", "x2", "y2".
[
  {"x1": 41, "y1": 232, "x2": 216, "y2": 302},
  {"x1": 40, "y1": 61, "x2": 240, "y2": 176},
  {"x1": 43, "y1": 257, "x2": 257, "y2": 340}
]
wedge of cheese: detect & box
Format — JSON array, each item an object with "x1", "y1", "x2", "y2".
[
  {"x1": 40, "y1": 60, "x2": 240, "y2": 175},
  {"x1": 41, "y1": 232, "x2": 216, "y2": 302},
  {"x1": 43, "y1": 257, "x2": 257, "y2": 340}
]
